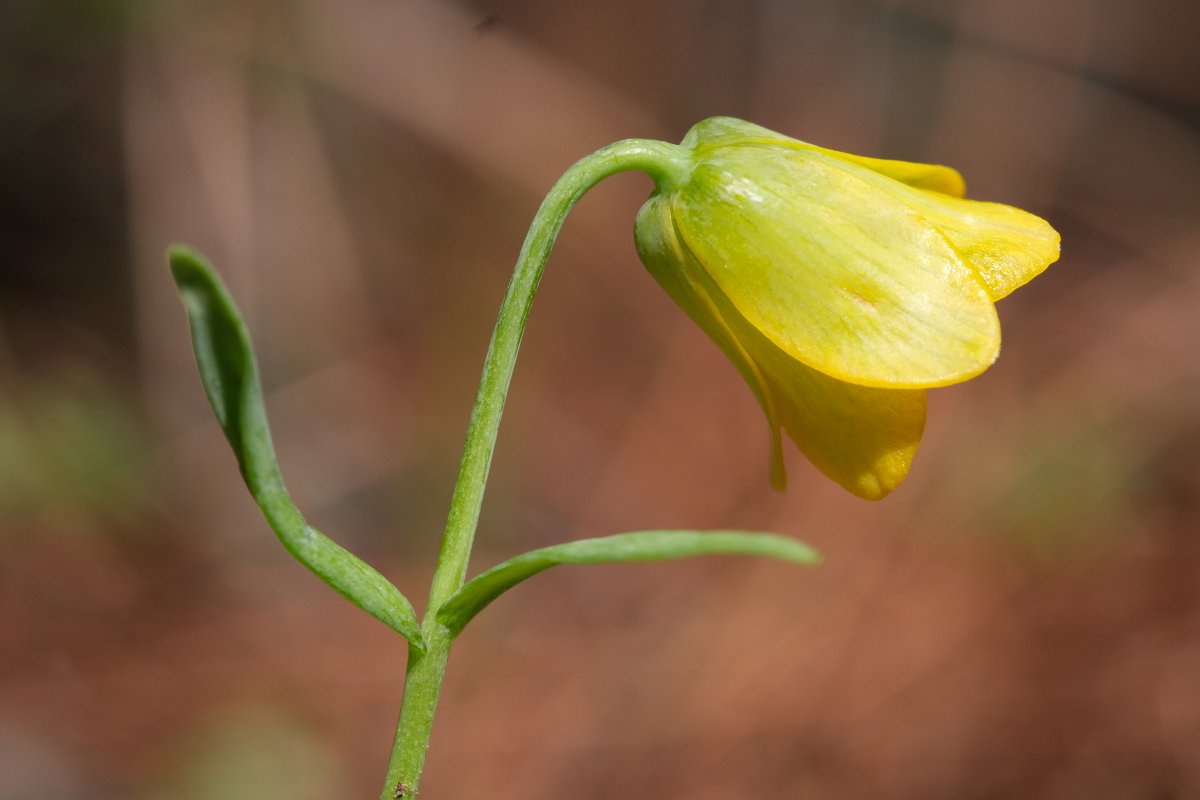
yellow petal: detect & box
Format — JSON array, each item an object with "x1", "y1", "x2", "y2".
[
  {"x1": 820, "y1": 149, "x2": 966, "y2": 197},
  {"x1": 682, "y1": 117, "x2": 966, "y2": 197},
  {"x1": 745, "y1": 320, "x2": 927, "y2": 500},
  {"x1": 673, "y1": 145, "x2": 1001, "y2": 388},
  {"x1": 672, "y1": 223, "x2": 928, "y2": 500},
  {"x1": 635, "y1": 195, "x2": 787, "y2": 488},
  {"x1": 883, "y1": 186, "x2": 1059, "y2": 301},
  {"x1": 681, "y1": 118, "x2": 1059, "y2": 298},
  {"x1": 636, "y1": 195, "x2": 926, "y2": 499}
]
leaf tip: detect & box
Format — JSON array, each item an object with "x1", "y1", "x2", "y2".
[
  {"x1": 768, "y1": 537, "x2": 822, "y2": 566},
  {"x1": 167, "y1": 243, "x2": 215, "y2": 289},
  {"x1": 796, "y1": 545, "x2": 822, "y2": 566}
]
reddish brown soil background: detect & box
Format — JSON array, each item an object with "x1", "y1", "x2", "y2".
[{"x1": 2, "y1": 1, "x2": 1199, "y2": 798}]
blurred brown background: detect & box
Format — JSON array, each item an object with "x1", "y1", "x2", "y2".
[{"x1": 2, "y1": 0, "x2": 1199, "y2": 798}]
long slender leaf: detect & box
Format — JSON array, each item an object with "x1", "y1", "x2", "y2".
[
  {"x1": 437, "y1": 530, "x2": 819, "y2": 636},
  {"x1": 169, "y1": 245, "x2": 424, "y2": 650}
]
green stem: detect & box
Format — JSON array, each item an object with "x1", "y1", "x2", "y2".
[{"x1": 378, "y1": 138, "x2": 689, "y2": 799}]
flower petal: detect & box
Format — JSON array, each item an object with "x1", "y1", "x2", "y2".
[
  {"x1": 682, "y1": 117, "x2": 966, "y2": 197},
  {"x1": 673, "y1": 145, "x2": 1000, "y2": 388},
  {"x1": 743, "y1": 319, "x2": 927, "y2": 500},
  {"x1": 637, "y1": 195, "x2": 927, "y2": 499},
  {"x1": 700, "y1": 272, "x2": 926, "y2": 496},
  {"x1": 877, "y1": 185, "x2": 1059, "y2": 301},
  {"x1": 681, "y1": 118, "x2": 1057, "y2": 297},
  {"x1": 828, "y1": 150, "x2": 965, "y2": 197},
  {"x1": 635, "y1": 195, "x2": 788, "y2": 489},
  {"x1": 672, "y1": 227, "x2": 928, "y2": 500}
]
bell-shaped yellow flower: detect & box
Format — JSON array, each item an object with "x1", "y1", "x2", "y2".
[{"x1": 634, "y1": 117, "x2": 1060, "y2": 499}]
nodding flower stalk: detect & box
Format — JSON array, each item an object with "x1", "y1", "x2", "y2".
[{"x1": 379, "y1": 138, "x2": 690, "y2": 799}]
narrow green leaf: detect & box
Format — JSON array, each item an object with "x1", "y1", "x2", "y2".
[
  {"x1": 436, "y1": 530, "x2": 819, "y2": 636},
  {"x1": 168, "y1": 245, "x2": 424, "y2": 650}
]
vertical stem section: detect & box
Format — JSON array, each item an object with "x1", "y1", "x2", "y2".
[{"x1": 379, "y1": 138, "x2": 688, "y2": 799}]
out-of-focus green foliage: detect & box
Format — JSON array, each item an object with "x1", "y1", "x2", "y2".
[
  {"x1": 141, "y1": 706, "x2": 344, "y2": 800},
  {"x1": 0, "y1": 372, "x2": 155, "y2": 540}
]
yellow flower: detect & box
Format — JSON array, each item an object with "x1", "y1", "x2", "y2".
[{"x1": 634, "y1": 117, "x2": 1060, "y2": 499}]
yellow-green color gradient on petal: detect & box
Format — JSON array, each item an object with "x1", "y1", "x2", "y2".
[
  {"x1": 634, "y1": 117, "x2": 1060, "y2": 499},
  {"x1": 636, "y1": 195, "x2": 927, "y2": 500},
  {"x1": 673, "y1": 146, "x2": 1002, "y2": 388}
]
